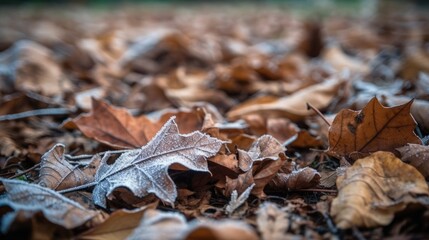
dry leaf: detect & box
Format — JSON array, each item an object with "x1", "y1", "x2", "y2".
[
  {"x1": 225, "y1": 171, "x2": 254, "y2": 197},
  {"x1": 126, "y1": 209, "x2": 187, "y2": 240},
  {"x1": 227, "y1": 78, "x2": 343, "y2": 122},
  {"x1": 79, "y1": 204, "x2": 156, "y2": 240},
  {"x1": 127, "y1": 209, "x2": 258, "y2": 240},
  {"x1": 72, "y1": 99, "x2": 162, "y2": 149},
  {"x1": 328, "y1": 97, "x2": 421, "y2": 161},
  {"x1": 256, "y1": 202, "x2": 289, "y2": 240},
  {"x1": 0, "y1": 178, "x2": 99, "y2": 232},
  {"x1": 0, "y1": 40, "x2": 71, "y2": 95},
  {"x1": 331, "y1": 151, "x2": 429, "y2": 229},
  {"x1": 39, "y1": 144, "x2": 97, "y2": 190},
  {"x1": 397, "y1": 144, "x2": 429, "y2": 179},
  {"x1": 92, "y1": 117, "x2": 223, "y2": 207},
  {"x1": 269, "y1": 167, "x2": 320, "y2": 190}
]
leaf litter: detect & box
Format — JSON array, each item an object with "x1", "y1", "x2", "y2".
[{"x1": 1, "y1": 3, "x2": 429, "y2": 239}]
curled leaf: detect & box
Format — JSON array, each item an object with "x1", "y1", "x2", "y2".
[
  {"x1": 331, "y1": 151, "x2": 429, "y2": 229},
  {"x1": 39, "y1": 144, "x2": 97, "y2": 190}
]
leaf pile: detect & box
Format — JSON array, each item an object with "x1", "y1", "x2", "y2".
[{"x1": 1, "y1": 3, "x2": 429, "y2": 239}]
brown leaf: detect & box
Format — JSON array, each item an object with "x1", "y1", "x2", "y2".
[
  {"x1": 397, "y1": 144, "x2": 429, "y2": 179},
  {"x1": 328, "y1": 97, "x2": 421, "y2": 161},
  {"x1": 227, "y1": 78, "x2": 343, "y2": 122},
  {"x1": 269, "y1": 167, "x2": 320, "y2": 190},
  {"x1": 79, "y1": 203, "x2": 156, "y2": 240},
  {"x1": 224, "y1": 171, "x2": 254, "y2": 197},
  {"x1": 126, "y1": 209, "x2": 258, "y2": 240},
  {"x1": 331, "y1": 151, "x2": 429, "y2": 229},
  {"x1": 256, "y1": 202, "x2": 289, "y2": 240},
  {"x1": 0, "y1": 40, "x2": 71, "y2": 95},
  {"x1": 39, "y1": 144, "x2": 98, "y2": 190},
  {"x1": 72, "y1": 99, "x2": 162, "y2": 149}
]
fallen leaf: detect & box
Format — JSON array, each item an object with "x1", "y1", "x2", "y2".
[
  {"x1": 397, "y1": 144, "x2": 429, "y2": 179},
  {"x1": 328, "y1": 97, "x2": 421, "y2": 161},
  {"x1": 72, "y1": 99, "x2": 162, "y2": 149},
  {"x1": 79, "y1": 203, "x2": 156, "y2": 240},
  {"x1": 39, "y1": 144, "x2": 98, "y2": 190},
  {"x1": 0, "y1": 40, "x2": 71, "y2": 96},
  {"x1": 256, "y1": 202, "x2": 289, "y2": 240},
  {"x1": 0, "y1": 178, "x2": 100, "y2": 231},
  {"x1": 331, "y1": 151, "x2": 429, "y2": 229},
  {"x1": 92, "y1": 117, "x2": 223, "y2": 207},
  {"x1": 224, "y1": 170, "x2": 254, "y2": 196},
  {"x1": 127, "y1": 209, "x2": 258, "y2": 240},
  {"x1": 269, "y1": 167, "x2": 320, "y2": 190},
  {"x1": 227, "y1": 78, "x2": 343, "y2": 122}
]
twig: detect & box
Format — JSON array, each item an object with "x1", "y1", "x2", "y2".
[
  {"x1": 323, "y1": 213, "x2": 339, "y2": 235},
  {"x1": 306, "y1": 103, "x2": 331, "y2": 127},
  {"x1": 58, "y1": 181, "x2": 98, "y2": 194},
  {"x1": 0, "y1": 108, "x2": 72, "y2": 121},
  {"x1": 9, "y1": 164, "x2": 40, "y2": 179},
  {"x1": 352, "y1": 227, "x2": 367, "y2": 240},
  {"x1": 290, "y1": 188, "x2": 337, "y2": 193},
  {"x1": 65, "y1": 149, "x2": 129, "y2": 160}
]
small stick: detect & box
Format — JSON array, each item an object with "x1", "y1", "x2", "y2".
[
  {"x1": 58, "y1": 181, "x2": 98, "y2": 194},
  {"x1": 9, "y1": 164, "x2": 40, "y2": 179},
  {"x1": 65, "y1": 149, "x2": 129, "y2": 160},
  {"x1": 306, "y1": 103, "x2": 331, "y2": 127},
  {"x1": 290, "y1": 188, "x2": 337, "y2": 193},
  {"x1": 0, "y1": 108, "x2": 72, "y2": 121}
]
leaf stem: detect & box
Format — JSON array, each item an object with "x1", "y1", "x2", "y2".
[{"x1": 306, "y1": 103, "x2": 331, "y2": 127}]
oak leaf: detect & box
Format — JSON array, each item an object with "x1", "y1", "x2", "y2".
[
  {"x1": 0, "y1": 178, "x2": 100, "y2": 232},
  {"x1": 397, "y1": 143, "x2": 429, "y2": 179},
  {"x1": 92, "y1": 117, "x2": 223, "y2": 207},
  {"x1": 331, "y1": 151, "x2": 429, "y2": 229},
  {"x1": 328, "y1": 97, "x2": 421, "y2": 161}
]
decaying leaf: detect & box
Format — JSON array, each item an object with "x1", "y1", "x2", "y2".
[
  {"x1": 331, "y1": 151, "x2": 429, "y2": 229},
  {"x1": 227, "y1": 78, "x2": 343, "y2": 122},
  {"x1": 93, "y1": 117, "x2": 223, "y2": 207},
  {"x1": 79, "y1": 203, "x2": 157, "y2": 240},
  {"x1": 269, "y1": 167, "x2": 320, "y2": 190},
  {"x1": 256, "y1": 202, "x2": 289, "y2": 240},
  {"x1": 397, "y1": 144, "x2": 429, "y2": 179},
  {"x1": 0, "y1": 178, "x2": 100, "y2": 232},
  {"x1": 72, "y1": 99, "x2": 162, "y2": 149},
  {"x1": 127, "y1": 209, "x2": 258, "y2": 240},
  {"x1": 39, "y1": 144, "x2": 98, "y2": 190},
  {"x1": 328, "y1": 97, "x2": 421, "y2": 161}
]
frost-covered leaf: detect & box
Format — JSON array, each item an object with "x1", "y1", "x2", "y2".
[
  {"x1": 225, "y1": 183, "x2": 255, "y2": 215},
  {"x1": 93, "y1": 117, "x2": 223, "y2": 207},
  {"x1": 0, "y1": 178, "x2": 99, "y2": 232},
  {"x1": 39, "y1": 144, "x2": 98, "y2": 190}
]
